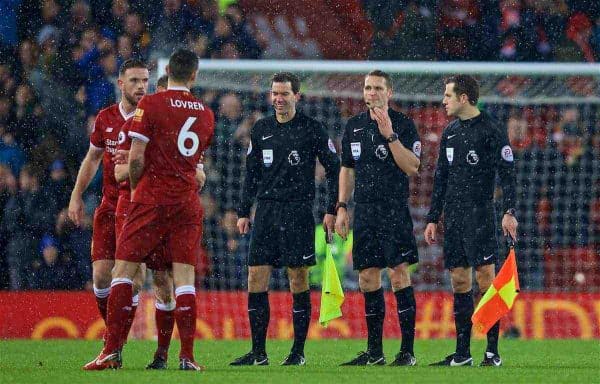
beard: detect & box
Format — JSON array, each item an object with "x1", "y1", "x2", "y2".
[{"x1": 123, "y1": 92, "x2": 141, "y2": 107}]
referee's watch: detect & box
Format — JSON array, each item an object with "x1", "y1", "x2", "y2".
[
  {"x1": 505, "y1": 208, "x2": 516, "y2": 217},
  {"x1": 386, "y1": 132, "x2": 399, "y2": 143},
  {"x1": 335, "y1": 202, "x2": 347, "y2": 213}
]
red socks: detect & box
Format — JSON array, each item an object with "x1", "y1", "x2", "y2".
[
  {"x1": 104, "y1": 278, "x2": 133, "y2": 353},
  {"x1": 120, "y1": 294, "x2": 139, "y2": 347},
  {"x1": 174, "y1": 286, "x2": 197, "y2": 360},
  {"x1": 155, "y1": 301, "x2": 176, "y2": 358},
  {"x1": 93, "y1": 286, "x2": 110, "y2": 322},
  {"x1": 102, "y1": 280, "x2": 197, "y2": 363}
]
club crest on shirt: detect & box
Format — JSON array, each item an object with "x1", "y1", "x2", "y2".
[
  {"x1": 117, "y1": 131, "x2": 126, "y2": 144},
  {"x1": 288, "y1": 150, "x2": 300, "y2": 166},
  {"x1": 351, "y1": 142, "x2": 361, "y2": 160},
  {"x1": 133, "y1": 108, "x2": 144, "y2": 122},
  {"x1": 375, "y1": 144, "x2": 388, "y2": 160},
  {"x1": 446, "y1": 147, "x2": 454, "y2": 164},
  {"x1": 262, "y1": 149, "x2": 273, "y2": 167},
  {"x1": 467, "y1": 150, "x2": 479, "y2": 165}
]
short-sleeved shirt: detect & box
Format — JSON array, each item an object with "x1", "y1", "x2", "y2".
[
  {"x1": 90, "y1": 103, "x2": 134, "y2": 204},
  {"x1": 341, "y1": 108, "x2": 421, "y2": 203},
  {"x1": 128, "y1": 86, "x2": 215, "y2": 205}
]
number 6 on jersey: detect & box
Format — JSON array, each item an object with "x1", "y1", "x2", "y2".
[{"x1": 178, "y1": 117, "x2": 199, "y2": 157}]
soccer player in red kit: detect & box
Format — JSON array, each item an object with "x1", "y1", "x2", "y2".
[
  {"x1": 69, "y1": 59, "x2": 149, "y2": 339},
  {"x1": 84, "y1": 49, "x2": 214, "y2": 371},
  {"x1": 113, "y1": 75, "x2": 207, "y2": 370}
]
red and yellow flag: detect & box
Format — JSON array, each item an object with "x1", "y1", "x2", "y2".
[{"x1": 472, "y1": 247, "x2": 520, "y2": 333}]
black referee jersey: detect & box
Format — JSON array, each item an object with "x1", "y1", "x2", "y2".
[
  {"x1": 237, "y1": 111, "x2": 340, "y2": 218},
  {"x1": 426, "y1": 111, "x2": 516, "y2": 223},
  {"x1": 341, "y1": 108, "x2": 421, "y2": 203}
]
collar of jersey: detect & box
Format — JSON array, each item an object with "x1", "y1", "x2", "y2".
[
  {"x1": 167, "y1": 85, "x2": 190, "y2": 92},
  {"x1": 275, "y1": 110, "x2": 301, "y2": 126},
  {"x1": 459, "y1": 112, "x2": 484, "y2": 127},
  {"x1": 363, "y1": 108, "x2": 394, "y2": 123},
  {"x1": 118, "y1": 102, "x2": 135, "y2": 120},
  {"x1": 360, "y1": 111, "x2": 380, "y2": 129}
]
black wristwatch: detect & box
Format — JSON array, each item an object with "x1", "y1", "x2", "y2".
[
  {"x1": 335, "y1": 202, "x2": 347, "y2": 213},
  {"x1": 505, "y1": 208, "x2": 516, "y2": 217},
  {"x1": 386, "y1": 132, "x2": 399, "y2": 143}
]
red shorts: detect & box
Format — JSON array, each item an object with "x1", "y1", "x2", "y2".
[
  {"x1": 115, "y1": 195, "x2": 131, "y2": 241},
  {"x1": 115, "y1": 197, "x2": 203, "y2": 267},
  {"x1": 91, "y1": 200, "x2": 117, "y2": 262},
  {"x1": 116, "y1": 196, "x2": 170, "y2": 271}
]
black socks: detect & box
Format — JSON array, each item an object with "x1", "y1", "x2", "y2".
[
  {"x1": 486, "y1": 321, "x2": 500, "y2": 355},
  {"x1": 454, "y1": 290, "x2": 474, "y2": 357},
  {"x1": 248, "y1": 291, "x2": 270, "y2": 355},
  {"x1": 394, "y1": 286, "x2": 416, "y2": 355},
  {"x1": 291, "y1": 290, "x2": 311, "y2": 355},
  {"x1": 364, "y1": 287, "x2": 385, "y2": 357}
]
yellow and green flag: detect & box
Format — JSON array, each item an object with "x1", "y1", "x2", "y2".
[
  {"x1": 472, "y1": 247, "x2": 520, "y2": 333},
  {"x1": 319, "y1": 242, "x2": 345, "y2": 327}
]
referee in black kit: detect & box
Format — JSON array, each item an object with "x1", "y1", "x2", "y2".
[
  {"x1": 425, "y1": 75, "x2": 518, "y2": 367},
  {"x1": 335, "y1": 70, "x2": 421, "y2": 366},
  {"x1": 231, "y1": 72, "x2": 340, "y2": 366}
]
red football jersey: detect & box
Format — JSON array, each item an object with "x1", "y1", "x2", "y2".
[
  {"x1": 90, "y1": 103, "x2": 135, "y2": 204},
  {"x1": 128, "y1": 86, "x2": 214, "y2": 205},
  {"x1": 116, "y1": 118, "x2": 133, "y2": 200}
]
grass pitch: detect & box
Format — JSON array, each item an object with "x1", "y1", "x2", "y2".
[{"x1": 1, "y1": 339, "x2": 598, "y2": 384}]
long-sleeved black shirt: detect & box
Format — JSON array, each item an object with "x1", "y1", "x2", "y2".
[
  {"x1": 341, "y1": 108, "x2": 421, "y2": 203},
  {"x1": 426, "y1": 111, "x2": 516, "y2": 223},
  {"x1": 237, "y1": 111, "x2": 340, "y2": 218}
]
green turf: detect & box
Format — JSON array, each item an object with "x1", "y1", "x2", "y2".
[{"x1": 0, "y1": 339, "x2": 598, "y2": 384}]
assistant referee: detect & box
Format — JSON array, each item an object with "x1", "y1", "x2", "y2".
[{"x1": 425, "y1": 75, "x2": 518, "y2": 367}]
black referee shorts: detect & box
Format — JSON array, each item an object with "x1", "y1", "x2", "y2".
[
  {"x1": 248, "y1": 200, "x2": 316, "y2": 268},
  {"x1": 352, "y1": 201, "x2": 418, "y2": 271},
  {"x1": 443, "y1": 201, "x2": 498, "y2": 270}
]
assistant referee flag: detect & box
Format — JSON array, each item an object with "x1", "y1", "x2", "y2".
[
  {"x1": 472, "y1": 246, "x2": 520, "y2": 333},
  {"x1": 319, "y1": 242, "x2": 345, "y2": 327}
]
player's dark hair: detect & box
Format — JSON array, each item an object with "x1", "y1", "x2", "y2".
[
  {"x1": 271, "y1": 72, "x2": 300, "y2": 94},
  {"x1": 157, "y1": 75, "x2": 168, "y2": 89},
  {"x1": 367, "y1": 70, "x2": 393, "y2": 90},
  {"x1": 445, "y1": 75, "x2": 479, "y2": 105},
  {"x1": 168, "y1": 48, "x2": 198, "y2": 82},
  {"x1": 118, "y1": 58, "x2": 147, "y2": 76}
]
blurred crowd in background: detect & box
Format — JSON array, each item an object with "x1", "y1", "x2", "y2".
[
  {"x1": 0, "y1": 0, "x2": 598, "y2": 292},
  {"x1": 364, "y1": 0, "x2": 600, "y2": 61}
]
